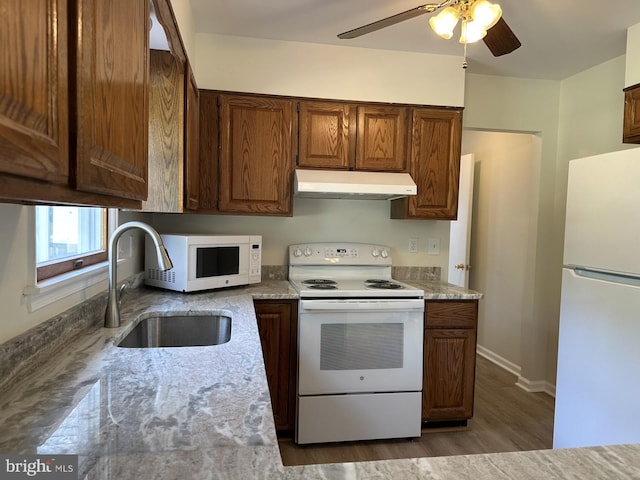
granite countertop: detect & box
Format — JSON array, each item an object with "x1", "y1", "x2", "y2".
[{"x1": 0, "y1": 280, "x2": 638, "y2": 479}]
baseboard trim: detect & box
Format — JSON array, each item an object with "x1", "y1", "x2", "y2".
[{"x1": 476, "y1": 345, "x2": 556, "y2": 397}]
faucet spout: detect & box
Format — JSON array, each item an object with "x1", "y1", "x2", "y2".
[{"x1": 104, "y1": 221, "x2": 173, "y2": 328}]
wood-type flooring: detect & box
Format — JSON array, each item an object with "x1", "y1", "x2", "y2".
[{"x1": 279, "y1": 355, "x2": 555, "y2": 466}]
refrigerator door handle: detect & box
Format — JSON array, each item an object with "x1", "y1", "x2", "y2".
[{"x1": 573, "y1": 267, "x2": 640, "y2": 286}]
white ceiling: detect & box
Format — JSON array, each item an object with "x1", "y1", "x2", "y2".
[{"x1": 189, "y1": 0, "x2": 640, "y2": 80}]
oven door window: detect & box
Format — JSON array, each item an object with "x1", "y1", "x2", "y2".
[
  {"x1": 320, "y1": 323, "x2": 403, "y2": 370},
  {"x1": 298, "y1": 309, "x2": 423, "y2": 395},
  {"x1": 196, "y1": 246, "x2": 239, "y2": 278}
]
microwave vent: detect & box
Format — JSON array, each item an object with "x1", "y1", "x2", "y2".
[{"x1": 148, "y1": 267, "x2": 176, "y2": 284}]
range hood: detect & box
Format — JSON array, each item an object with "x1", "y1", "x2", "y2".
[{"x1": 294, "y1": 169, "x2": 417, "y2": 200}]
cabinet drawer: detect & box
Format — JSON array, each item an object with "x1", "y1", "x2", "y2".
[{"x1": 425, "y1": 301, "x2": 477, "y2": 329}]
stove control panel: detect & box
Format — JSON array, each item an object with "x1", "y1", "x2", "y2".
[{"x1": 289, "y1": 242, "x2": 392, "y2": 265}]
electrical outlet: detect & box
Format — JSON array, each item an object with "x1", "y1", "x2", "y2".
[
  {"x1": 408, "y1": 238, "x2": 418, "y2": 253},
  {"x1": 427, "y1": 238, "x2": 440, "y2": 255}
]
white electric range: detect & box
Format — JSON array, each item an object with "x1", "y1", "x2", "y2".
[{"x1": 288, "y1": 242, "x2": 424, "y2": 445}]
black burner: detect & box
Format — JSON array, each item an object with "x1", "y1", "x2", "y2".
[
  {"x1": 365, "y1": 279, "x2": 404, "y2": 290},
  {"x1": 302, "y1": 279, "x2": 337, "y2": 285},
  {"x1": 307, "y1": 284, "x2": 338, "y2": 290}
]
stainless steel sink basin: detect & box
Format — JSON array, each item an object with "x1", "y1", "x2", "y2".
[{"x1": 117, "y1": 315, "x2": 232, "y2": 348}]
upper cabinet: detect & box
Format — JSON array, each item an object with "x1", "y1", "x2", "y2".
[
  {"x1": 0, "y1": 0, "x2": 148, "y2": 208},
  {"x1": 391, "y1": 108, "x2": 463, "y2": 220},
  {"x1": 298, "y1": 101, "x2": 354, "y2": 170},
  {"x1": 356, "y1": 106, "x2": 408, "y2": 172},
  {"x1": 623, "y1": 83, "x2": 640, "y2": 144},
  {"x1": 297, "y1": 101, "x2": 408, "y2": 172},
  {"x1": 143, "y1": 0, "x2": 200, "y2": 213},
  {"x1": 199, "y1": 92, "x2": 294, "y2": 216}
]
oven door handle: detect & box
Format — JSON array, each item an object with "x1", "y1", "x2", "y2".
[{"x1": 300, "y1": 299, "x2": 425, "y2": 311}]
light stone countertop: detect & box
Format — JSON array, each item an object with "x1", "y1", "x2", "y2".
[{"x1": 0, "y1": 280, "x2": 639, "y2": 479}]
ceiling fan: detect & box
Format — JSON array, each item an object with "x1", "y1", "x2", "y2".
[{"x1": 337, "y1": 0, "x2": 521, "y2": 58}]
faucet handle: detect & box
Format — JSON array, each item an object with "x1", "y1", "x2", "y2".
[{"x1": 118, "y1": 283, "x2": 127, "y2": 304}]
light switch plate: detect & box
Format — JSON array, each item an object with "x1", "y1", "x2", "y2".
[{"x1": 427, "y1": 238, "x2": 440, "y2": 255}]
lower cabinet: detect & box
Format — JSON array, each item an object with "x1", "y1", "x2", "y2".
[
  {"x1": 254, "y1": 299, "x2": 298, "y2": 433},
  {"x1": 422, "y1": 300, "x2": 478, "y2": 423}
]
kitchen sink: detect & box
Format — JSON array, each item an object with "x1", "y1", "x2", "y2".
[{"x1": 117, "y1": 315, "x2": 232, "y2": 348}]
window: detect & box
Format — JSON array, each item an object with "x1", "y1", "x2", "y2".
[{"x1": 35, "y1": 206, "x2": 109, "y2": 282}]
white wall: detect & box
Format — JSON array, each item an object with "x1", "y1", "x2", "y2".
[
  {"x1": 626, "y1": 23, "x2": 640, "y2": 87},
  {"x1": 193, "y1": 33, "x2": 465, "y2": 106},
  {"x1": 463, "y1": 73, "x2": 561, "y2": 388},
  {"x1": 464, "y1": 131, "x2": 540, "y2": 372}
]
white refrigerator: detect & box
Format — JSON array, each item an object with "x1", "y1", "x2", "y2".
[{"x1": 554, "y1": 147, "x2": 640, "y2": 449}]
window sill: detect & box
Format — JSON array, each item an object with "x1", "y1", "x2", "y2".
[{"x1": 23, "y1": 261, "x2": 119, "y2": 313}]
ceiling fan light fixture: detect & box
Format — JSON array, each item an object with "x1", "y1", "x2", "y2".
[
  {"x1": 469, "y1": 0, "x2": 502, "y2": 31},
  {"x1": 460, "y1": 18, "x2": 488, "y2": 44},
  {"x1": 428, "y1": 6, "x2": 460, "y2": 40}
]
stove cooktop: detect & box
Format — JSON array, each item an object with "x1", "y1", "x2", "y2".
[
  {"x1": 288, "y1": 242, "x2": 424, "y2": 298},
  {"x1": 289, "y1": 277, "x2": 423, "y2": 298}
]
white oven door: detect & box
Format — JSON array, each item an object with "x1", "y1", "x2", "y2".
[{"x1": 297, "y1": 299, "x2": 424, "y2": 395}]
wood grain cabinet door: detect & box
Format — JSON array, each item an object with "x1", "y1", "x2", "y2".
[
  {"x1": 254, "y1": 300, "x2": 298, "y2": 432},
  {"x1": 422, "y1": 327, "x2": 477, "y2": 422},
  {"x1": 356, "y1": 106, "x2": 408, "y2": 172},
  {"x1": 623, "y1": 84, "x2": 640, "y2": 143},
  {"x1": 298, "y1": 101, "x2": 354, "y2": 169},
  {"x1": 184, "y1": 66, "x2": 200, "y2": 211},
  {"x1": 0, "y1": 0, "x2": 69, "y2": 184},
  {"x1": 218, "y1": 94, "x2": 293, "y2": 216},
  {"x1": 391, "y1": 108, "x2": 463, "y2": 220},
  {"x1": 73, "y1": 0, "x2": 149, "y2": 200}
]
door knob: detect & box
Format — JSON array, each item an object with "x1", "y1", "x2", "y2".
[{"x1": 455, "y1": 263, "x2": 465, "y2": 270}]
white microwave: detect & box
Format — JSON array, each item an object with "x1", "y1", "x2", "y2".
[{"x1": 144, "y1": 234, "x2": 262, "y2": 292}]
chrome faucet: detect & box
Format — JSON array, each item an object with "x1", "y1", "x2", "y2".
[{"x1": 104, "y1": 221, "x2": 173, "y2": 328}]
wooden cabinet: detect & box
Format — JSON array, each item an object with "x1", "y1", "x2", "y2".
[
  {"x1": 0, "y1": 0, "x2": 148, "y2": 208},
  {"x1": 297, "y1": 101, "x2": 408, "y2": 172},
  {"x1": 146, "y1": 0, "x2": 199, "y2": 213},
  {"x1": 199, "y1": 92, "x2": 294, "y2": 216},
  {"x1": 422, "y1": 300, "x2": 478, "y2": 423},
  {"x1": 391, "y1": 108, "x2": 463, "y2": 220},
  {"x1": 184, "y1": 66, "x2": 200, "y2": 211},
  {"x1": 254, "y1": 299, "x2": 298, "y2": 432},
  {"x1": 144, "y1": 50, "x2": 184, "y2": 212},
  {"x1": 298, "y1": 101, "x2": 354, "y2": 169},
  {"x1": 356, "y1": 106, "x2": 409, "y2": 172},
  {"x1": 623, "y1": 83, "x2": 640, "y2": 143}
]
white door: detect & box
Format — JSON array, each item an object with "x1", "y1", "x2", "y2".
[{"x1": 448, "y1": 154, "x2": 475, "y2": 287}]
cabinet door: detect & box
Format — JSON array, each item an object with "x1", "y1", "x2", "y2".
[
  {"x1": 356, "y1": 106, "x2": 408, "y2": 172},
  {"x1": 254, "y1": 300, "x2": 298, "y2": 432},
  {"x1": 198, "y1": 90, "x2": 219, "y2": 212},
  {"x1": 391, "y1": 108, "x2": 463, "y2": 219},
  {"x1": 184, "y1": 66, "x2": 200, "y2": 211},
  {"x1": 74, "y1": 0, "x2": 149, "y2": 200},
  {"x1": 144, "y1": 50, "x2": 184, "y2": 212},
  {"x1": 298, "y1": 101, "x2": 354, "y2": 169},
  {"x1": 0, "y1": 0, "x2": 69, "y2": 184},
  {"x1": 623, "y1": 84, "x2": 640, "y2": 143},
  {"x1": 422, "y1": 327, "x2": 477, "y2": 421},
  {"x1": 218, "y1": 94, "x2": 293, "y2": 215}
]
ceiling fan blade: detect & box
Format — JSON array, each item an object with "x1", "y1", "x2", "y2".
[
  {"x1": 338, "y1": 4, "x2": 437, "y2": 39},
  {"x1": 482, "y1": 17, "x2": 521, "y2": 56}
]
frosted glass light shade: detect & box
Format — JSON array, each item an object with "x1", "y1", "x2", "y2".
[
  {"x1": 470, "y1": 0, "x2": 502, "y2": 30},
  {"x1": 428, "y1": 6, "x2": 460, "y2": 40}
]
